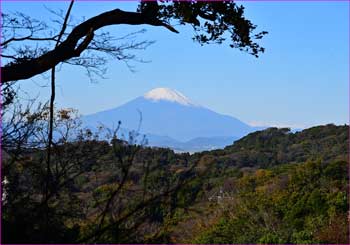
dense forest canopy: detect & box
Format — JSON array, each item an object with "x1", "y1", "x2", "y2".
[{"x1": 2, "y1": 120, "x2": 349, "y2": 243}]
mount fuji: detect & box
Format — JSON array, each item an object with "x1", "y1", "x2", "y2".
[{"x1": 82, "y1": 88, "x2": 259, "y2": 152}]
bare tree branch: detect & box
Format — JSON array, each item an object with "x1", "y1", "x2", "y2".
[
  {"x1": 1, "y1": 9, "x2": 178, "y2": 83},
  {"x1": 1, "y1": 36, "x2": 59, "y2": 47}
]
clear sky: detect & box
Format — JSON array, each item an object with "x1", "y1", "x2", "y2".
[{"x1": 2, "y1": 1, "x2": 349, "y2": 128}]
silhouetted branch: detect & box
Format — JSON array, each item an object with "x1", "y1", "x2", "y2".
[{"x1": 1, "y1": 9, "x2": 177, "y2": 83}]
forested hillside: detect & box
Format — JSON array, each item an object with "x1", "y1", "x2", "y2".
[
  {"x1": 197, "y1": 124, "x2": 348, "y2": 168},
  {"x1": 165, "y1": 125, "x2": 349, "y2": 244},
  {"x1": 2, "y1": 123, "x2": 349, "y2": 243}
]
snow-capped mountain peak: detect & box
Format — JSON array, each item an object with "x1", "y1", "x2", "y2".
[
  {"x1": 144, "y1": 87, "x2": 194, "y2": 106},
  {"x1": 82, "y1": 86, "x2": 255, "y2": 149}
]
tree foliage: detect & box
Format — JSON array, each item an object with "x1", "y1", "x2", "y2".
[
  {"x1": 2, "y1": 119, "x2": 348, "y2": 243},
  {"x1": 193, "y1": 160, "x2": 349, "y2": 244}
]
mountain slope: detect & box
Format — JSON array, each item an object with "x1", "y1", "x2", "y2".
[
  {"x1": 82, "y1": 88, "x2": 256, "y2": 150},
  {"x1": 146, "y1": 134, "x2": 238, "y2": 152}
]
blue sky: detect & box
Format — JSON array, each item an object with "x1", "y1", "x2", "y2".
[{"x1": 2, "y1": 1, "x2": 349, "y2": 128}]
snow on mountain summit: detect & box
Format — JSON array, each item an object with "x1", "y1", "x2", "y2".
[{"x1": 144, "y1": 88, "x2": 195, "y2": 106}]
